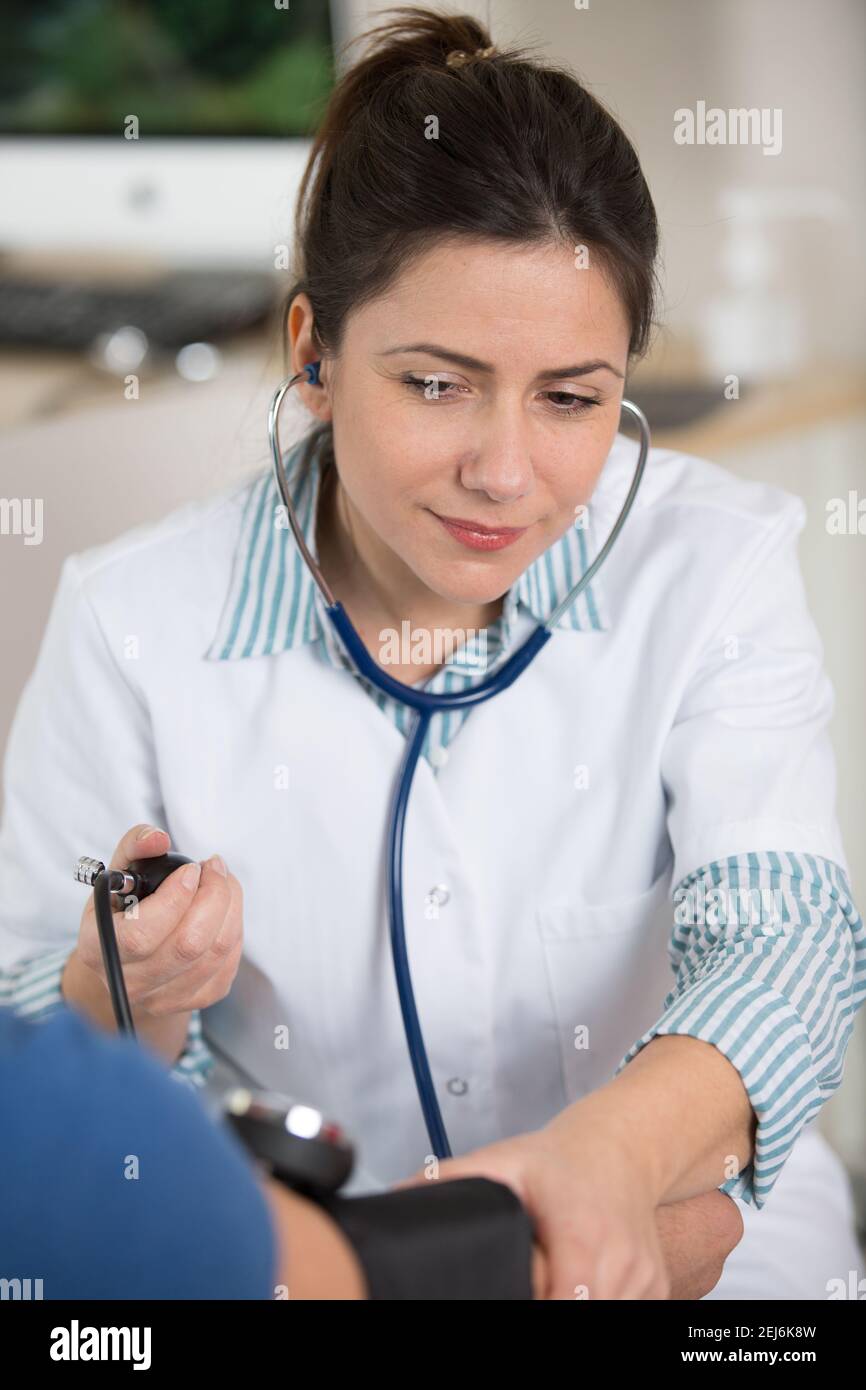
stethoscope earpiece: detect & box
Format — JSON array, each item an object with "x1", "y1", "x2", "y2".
[{"x1": 304, "y1": 360, "x2": 322, "y2": 386}]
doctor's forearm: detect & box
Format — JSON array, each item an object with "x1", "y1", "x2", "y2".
[
  {"x1": 60, "y1": 948, "x2": 191, "y2": 1067},
  {"x1": 545, "y1": 1034, "x2": 756, "y2": 1207}
]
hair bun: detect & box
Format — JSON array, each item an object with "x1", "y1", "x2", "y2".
[{"x1": 445, "y1": 44, "x2": 497, "y2": 68}]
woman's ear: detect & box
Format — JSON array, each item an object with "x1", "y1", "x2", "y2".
[{"x1": 287, "y1": 295, "x2": 332, "y2": 422}]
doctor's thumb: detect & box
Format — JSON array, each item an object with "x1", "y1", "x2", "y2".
[{"x1": 109, "y1": 824, "x2": 170, "y2": 871}]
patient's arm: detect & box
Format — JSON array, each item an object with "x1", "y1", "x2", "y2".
[
  {"x1": 525, "y1": 1190, "x2": 743, "y2": 1300},
  {"x1": 263, "y1": 1179, "x2": 742, "y2": 1301},
  {"x1": 656, "y1": 1189, "x2": 744, "y2": 1299},
  {"x1": 262, "y1": 1177, "x2": 368, "y2": 1299}
]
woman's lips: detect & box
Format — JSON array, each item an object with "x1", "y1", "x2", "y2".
[{"x1": 434, "y1": 513, "x2": 528, "y2": 551}]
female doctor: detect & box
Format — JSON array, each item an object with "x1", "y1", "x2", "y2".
[{"x1": 1, "y1": 8, "x2": 864, "y2": 1301}]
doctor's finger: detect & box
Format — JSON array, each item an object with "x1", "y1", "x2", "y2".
[
  {"x1": 134, "y1": 936, "x2": 244, "y2": 1016},
  {"x1": 102, "y1": 856, "x2": 206, "y2": 963},
  {"x1": 76, "y1": 856, "x2": 196, "y2": 977},
  {"x1": 107, "y1": 823, "x2": 171, "y2": 871},
  {"x1": 81, "y1": 855, "x2": 208, "y2": 975},
  {"x1": 119, "y1": 856, "x2": 235, "y2": 981},
  {"x1": 592, "y1": 1234, "x2": 670, "y2": 1300},
  {"x1": 542, "y1": 1237, "x2": 598, "y2": 1300},
  {"x1": 136, "y1": 863, "x2": 241, "y2": 988},
  {"x1": 540, "y1": 1226, "x2": 659, "y2": 1301}
]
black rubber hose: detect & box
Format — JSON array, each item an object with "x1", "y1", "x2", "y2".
[{"x1": 93, "y1": 869, "x2": 137, "y2": 1037}]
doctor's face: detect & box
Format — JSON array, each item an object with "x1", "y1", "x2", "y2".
[{"x1": 298, "y1": 236, "x2": 631, "y2": 611}]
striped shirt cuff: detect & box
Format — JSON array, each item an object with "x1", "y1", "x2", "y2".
[
  {"x1": 170, "y1": 1008, "x2": 216, "y2": 1090},
  {"x1": 0, "y1": 947, "x2": 216, "y2": 1088},
  {"x1": 613, "y1": 851, "x2": 866, "y2": 1210},
  {"x1": 0, "y1": 944, "x2": 70, "y2": 1019}
]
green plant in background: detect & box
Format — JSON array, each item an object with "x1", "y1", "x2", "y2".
[{"x1": 0, "y1": 0, "x2": 334, "y2": 136}]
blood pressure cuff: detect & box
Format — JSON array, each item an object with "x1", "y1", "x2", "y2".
[{"x1": 320, "y1": 1177, "x2": 534, "y2": 1300}]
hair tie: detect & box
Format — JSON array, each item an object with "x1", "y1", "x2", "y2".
[{"x1": 445, "y1": 44, "x2": 497, "y2": 68}]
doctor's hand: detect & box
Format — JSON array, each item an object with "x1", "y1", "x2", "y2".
[
  {"x1": 63, "y1": 825, "x2": 243, "y2": 1065},
  {"x1": 393, "y1": 1129, "x2": 667, "y2": 1299},
  {"x1": 393, "y1": 1127, "x2": 740, "y2": 1300}
]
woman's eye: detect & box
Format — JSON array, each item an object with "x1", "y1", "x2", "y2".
[
  {"x1": 401, "y1": 375, "x2": 601, "y2": 415},
  {"x1": 401, "y1": 374, "x2": 462, "y2": 400},
  {"x1": 544, "y1": 391, "x2": 600, "y2": 415}
]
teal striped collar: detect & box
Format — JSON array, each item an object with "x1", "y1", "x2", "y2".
[{"x1": 204, "y1": 425, "x2": 610, "y2": 662}]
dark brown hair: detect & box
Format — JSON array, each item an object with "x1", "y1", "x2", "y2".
[{"x1": 282, "y1": 6, "x2": 660, "y2": 373}]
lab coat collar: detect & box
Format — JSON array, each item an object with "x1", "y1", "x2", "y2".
[{"x1": 204, "y1": 425, "x2": 610, "y2": 662}]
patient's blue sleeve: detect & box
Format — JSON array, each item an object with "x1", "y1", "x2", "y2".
[{"x1": 0, "y1": 1005, "x2": 276, "y2": 1299}]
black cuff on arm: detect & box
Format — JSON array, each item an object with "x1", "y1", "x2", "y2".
[{"x1": 320, "y1": 1176, "x2": 534, "y2": 1300}]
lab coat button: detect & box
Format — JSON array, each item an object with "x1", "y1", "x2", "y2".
[
  {"x1": 446, "y1": 1077, "x2": 468, "y2": 1096},
  {"x1": 426, "y1": 884, "x2": 450, "y2": 908}
]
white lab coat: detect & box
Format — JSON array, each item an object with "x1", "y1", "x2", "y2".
[{"x1": 0, "y1": 431, "x2": 861, "y2": 1299}]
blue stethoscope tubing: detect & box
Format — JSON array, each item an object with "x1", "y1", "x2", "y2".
[{"x1": 269, "y1": 360, "x2": 651, "y2": 1160}]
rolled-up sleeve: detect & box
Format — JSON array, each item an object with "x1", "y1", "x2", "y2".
[
  {"x1": 614, "y1": 492, "x2": 866, "y2": 1208},
  {"x1": 615, "y1": 851, "x2": 866, "y2": 1208}
]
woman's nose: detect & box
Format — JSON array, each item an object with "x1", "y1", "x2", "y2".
[{"x1": 457, "y1": 417, "x2": 534, "y2": 504}]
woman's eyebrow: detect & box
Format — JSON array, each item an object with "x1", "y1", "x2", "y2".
[{"x1": 379, "y1": 342, "x2": 624, "y2": 380}]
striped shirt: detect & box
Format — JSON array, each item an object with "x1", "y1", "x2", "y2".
[{"x1": 2, "y1": 425, "x2": 864, "y2": 1208}]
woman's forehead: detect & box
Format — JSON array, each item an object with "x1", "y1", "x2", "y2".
[{"x1": 343, "y1": 241, "x2": 631, "y2": 365}]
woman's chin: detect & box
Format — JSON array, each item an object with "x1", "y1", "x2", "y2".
[{"x1": 414, "y1": 566, "x2": 516, "y2": 611}]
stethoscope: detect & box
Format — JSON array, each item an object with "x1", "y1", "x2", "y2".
[{"x1": 269, "y1": 360, "x2": 651, "y2": 1160}]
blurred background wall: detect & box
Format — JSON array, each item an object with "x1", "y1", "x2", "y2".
[{"x1": 1, "y1": 0, "x2": 864, "y2": 1222}]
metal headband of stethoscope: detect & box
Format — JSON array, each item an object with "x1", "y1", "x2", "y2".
[{"x1": 268, "y1": 360, "x2": 651, "y2": 1161}]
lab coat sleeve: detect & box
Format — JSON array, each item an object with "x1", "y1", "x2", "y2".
[
  {"x1": 613, "y1": 498, "x2": 866, "y2": 1208},
  {"x1": 614, "y1": 851, "x2": 866, "y2": 1209},
  {"x1": 0, "y1": 552, "x2": 214, "y2": 1086}
]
